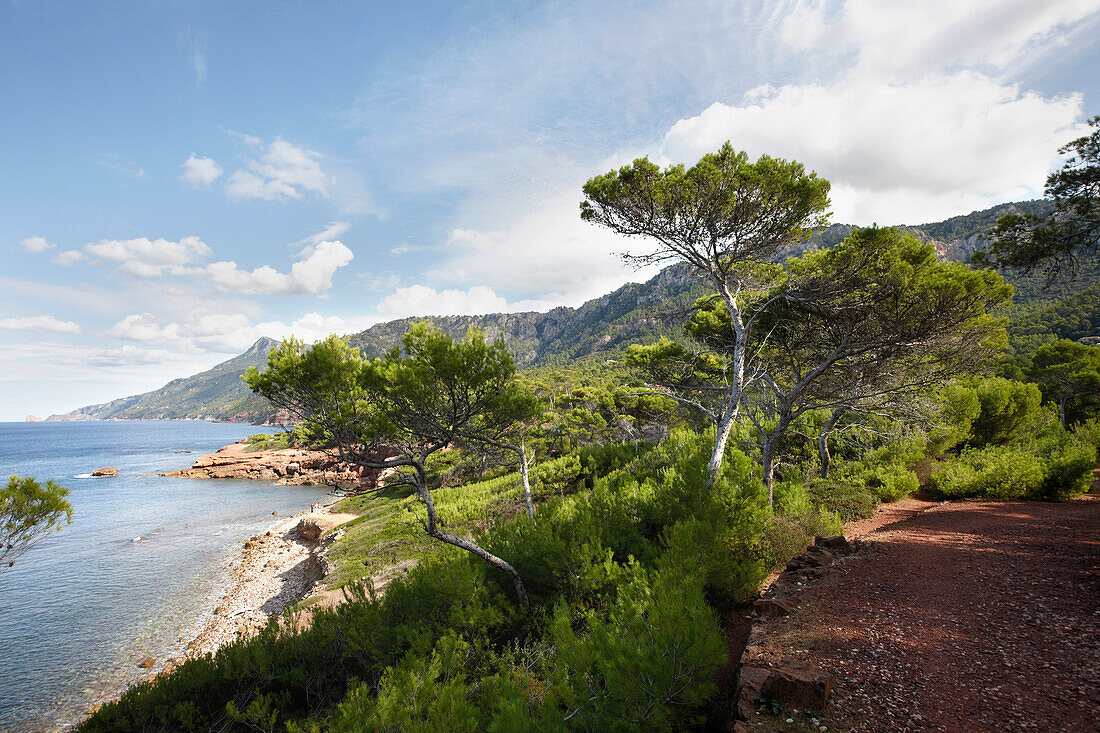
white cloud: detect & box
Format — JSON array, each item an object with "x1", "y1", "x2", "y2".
[
  {"x1": 375, "y1": 284, "x2": 510, "y2": 319},
  {"x1": 20, "y1": 236, "x2": 54, "y2": 253},
  {"x1": 82, "y1": 236, "x2": 212, "y2": 277},
  {"x1": 225, "y1": 137, "x2": 330, "y2": 200},
  {"x1": 780, "y1": 0, "x2": 1100, "y2": 77},
  {"x1": 104, "y1": 311, "x2": 377, "y2": 353},
  {"x1": 298, "y1": 221, "x2": 351, "y2": 250},
  {"x1": 661, "y1": 72, "x2": 1087, "y2": 224},
  {"x1": 0, "y1": 315, "x2": 81, "y2": 334},
  {"x1": 201, "y1": 239, "x2": 354, "y2": 295},
  {"x1": 428, "y1": 190, "x2": 658, "y2": 306},
  {"x1": 80, "y1": 345, "x2": 178, "y2": 367},
  {"x1": 389, "y1": 243, "x2": 417, "y2": 256},
  {"x1": 105, "y1": 313, "x2": 183, "y2": 343},
  {"x1": 181, "y1": 154, "x2": 222, "y2": 186},
  {"x1": 52, "y1": 250, "x2": 84, "y2": 266}
]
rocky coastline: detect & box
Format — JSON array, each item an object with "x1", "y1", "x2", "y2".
[
  {"x1": 160, "y1": 440, "x2": 384, "y2": 492},
  {"x1": 79, "y1": 443, "x2": 384, "y2": 724}
]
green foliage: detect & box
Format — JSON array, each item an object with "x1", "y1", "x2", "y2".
[
  {"x1": 1, "y1": 475, "x2": 73, "y2": 571},
  {"x1": 1026, "y1": 339, "x2": 1100, "y2": 426},
  {"x1": 581, "y1": 143, "x2": 831, "y2": 258},
  {"x1": 933, "y1": 445, "x2": 1049, "y2": 499},
  {"x1": 548, "y1": 565, "x2": 727, "y2": 731},
  {"x1": 967, "y1": 377, "x2": 1044, "y2": 447},
  {"x1": 242, "y1": 431, "x2": 294, "y2": 452},
  {"x1": 807, "y1": 482, "x2": 879, "y2": 522},
  {"x1": 981, "y1": 116, "x2": 1100, "y2": 275}
]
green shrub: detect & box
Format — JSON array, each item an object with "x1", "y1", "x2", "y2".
[
  {"x1": 1034, "y1": 438, "x2": 1096, "y2": 500},
  {"x1": 932, "y1": 446, "x2": 1047, "y2": 499},
  {"x1": 548, "y1": 565, "x2": 726, "y2": 731},
  {"x1": 808, "y1": 481, "x2": 878, "y2": 521},
  {"x1": 863, "y1": 464, "x2": 919, "y2": 502},
  {"x1": 968, "y1": 377, "x2": 1043, "y2": 447}
]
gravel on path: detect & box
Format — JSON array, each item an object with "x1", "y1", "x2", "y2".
[{"x1": 742, "y1": 496, "x2": 1100, "y2": 732}]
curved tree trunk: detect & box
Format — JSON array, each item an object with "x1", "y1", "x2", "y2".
[
  {"x1": 818, "y1": 407, "x2": 848, "y2": 479},
  {"x1": 415, "y1": 460, "x2": 529, "y2": 609}
]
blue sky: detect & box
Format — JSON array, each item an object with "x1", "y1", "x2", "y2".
[{"x1": 3, "y1": 0, "x2": 1100, "y2": 420}]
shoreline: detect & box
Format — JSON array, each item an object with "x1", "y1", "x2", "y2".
[{"x1": 80, "y1": 448, "x2": 363, "y2": 724}]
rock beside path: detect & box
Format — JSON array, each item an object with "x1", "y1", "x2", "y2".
[
  {"x1": 738, "y1": 497, "x2": 1100, "y2": 732},
  {"x1": 737, "y1": 657, "x2": 835, "y2": 719}
]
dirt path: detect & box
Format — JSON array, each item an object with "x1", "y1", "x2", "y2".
[{"x1": 742, "y1": 496, "x2": 1100, "y2": 732}]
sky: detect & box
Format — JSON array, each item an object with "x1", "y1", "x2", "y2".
[{"x1": 2, "y1": 0, "x2": 1100, "y2": 421}]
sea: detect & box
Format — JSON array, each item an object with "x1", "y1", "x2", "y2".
[{"x1": 0, "y1": 420, "x2": 331, "y2": 732}]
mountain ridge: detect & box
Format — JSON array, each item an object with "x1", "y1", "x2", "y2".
[{"x1": 45, "y1": 200, "x2": 1068, "y2": 423}]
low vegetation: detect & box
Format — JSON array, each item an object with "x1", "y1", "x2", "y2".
[{"x1": 81, "y1": 136, "x2": 1099, "y2": 731}]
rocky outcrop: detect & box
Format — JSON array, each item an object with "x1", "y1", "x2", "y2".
[
  {"x1": 161, "y1": 442, "x2": 392, "y2": 492},
  {"x1": 91, "y1": 467, "x2": 118, "y2": 477},
  {"x1": 736, "y1": 657, "x2": 836, "y2": 719},
  {"x1": 295, "y1": 518, "x2": 323, "y2": 542},
  {"x1": 734, "y1": 534, "x2": 854, "y2": 722}
]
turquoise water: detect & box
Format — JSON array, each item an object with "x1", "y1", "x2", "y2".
[{"x1": 0, "y1": 421, "x2": 330, "y2": 731}]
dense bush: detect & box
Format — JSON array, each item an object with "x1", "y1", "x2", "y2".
[
  {"x1": 932, "y1": 445, "x2": 1047, "y2": 499},
  {"x1": 931, "y1": 427, "x2": 1096, "y2": 500},
  {"x1": 808, "y1": 481, "x2": 879, "y2": 522},
  {"x1": 967, "y1": 377, "x2": 1043, "y2": 447},
  {"x1": 81, "y1": 430, "x2": 777, "y2": 731}
]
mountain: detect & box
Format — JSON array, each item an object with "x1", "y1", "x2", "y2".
[
  {"x1": 46, "y1": 337, "x2": 281, "y2": 422},
  {"x1": 49, "y1": 200, "x2": 1093, "y2": 423},
  {"x1": 347, "y1": 264, "x2": 708, "y2": 367}
]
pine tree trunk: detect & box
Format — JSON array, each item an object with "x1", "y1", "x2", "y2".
[
  {"x1": 818, "y1": 407, "x2": 848, "y2": 479},
  {"x1": 519, "y1": 441, "x2": 535, "y2": 521},
  {"x1": 415, "y1": 460, "x2": 529, "y2": 609},
  {"x1": 762, "y1": 433, "x2": 778, "y2": 507}
]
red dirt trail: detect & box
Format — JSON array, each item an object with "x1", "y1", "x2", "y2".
[{"x1": 743, "y1": 496, "x2": 1100, "y2": 732}]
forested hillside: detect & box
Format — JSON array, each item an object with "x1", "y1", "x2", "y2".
[{"x1": 49, "y1": 200, "x2": 1099, "y2": 423}]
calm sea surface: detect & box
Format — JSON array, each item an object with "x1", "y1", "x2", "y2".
[{"x1": 0, "y1": 420, "x2": 330, "y2": 731}]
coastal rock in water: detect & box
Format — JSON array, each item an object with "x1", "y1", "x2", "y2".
[
  {"x1": 91, "y1": 467, "x2": 118, "y2": 477},
  {"x1": 137, "y1": 656, "x2": 155, "y2": 669},
  {"x1": 296, "y1": 518, "x2": 323, "y2": 542}
]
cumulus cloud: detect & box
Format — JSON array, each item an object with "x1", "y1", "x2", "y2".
[
  {"x1": 105, "y1": 313, "x2": 183, "y2": 343},
  {"x1": 647, "y1": 0, "x2": 1094, "y2": 224},
  {"x1": 82, "y1": 236, "x2": 212, "y2": 277},
  {"x1": 0, "y1": 315, "x2": 81, "y2": 334},
  {"x1": 662, "y1": 72, "x2": 1088, "y2": 224},
  {"x1": 20, "y1": 236, "x2": 54, "y2": 254},
  {"x1": 375, "y1": 284, "x2": 509, "y2": 319},
  {"x1": 428, "y1": 191, "x2": 658, "y2": 306},
  {"x1": 225, "y1": 137, "x2": 330, "y2": 200},
  {"x1": 52, "y1": 250, "x2": 84, "y2": 266},
  {"x1": 181, "y1": 154, "x2": 222, "y2": 186},
  {"x1": 201, "y1": 240, "x2": 354, "y2": 295},
  {"x1": 105, "y1": 311, "x2": 377, "y2": 353}
]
